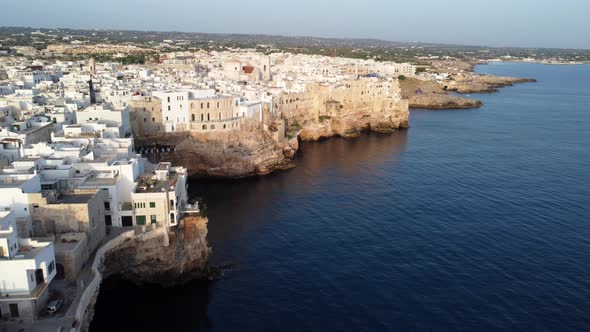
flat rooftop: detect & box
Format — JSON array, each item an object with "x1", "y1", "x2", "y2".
[
  {"x1": 135, "y1": 173, "x2": 179, "y2": 194},
  {"x1": 79, "y1": 171, "x2": 118, "y2": 186}
]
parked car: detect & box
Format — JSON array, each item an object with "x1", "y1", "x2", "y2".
[{"x1": 46, "y1": 299, "x2": 64, "y2": 314}]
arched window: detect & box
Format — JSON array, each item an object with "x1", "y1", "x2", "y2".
[
  {"x1": 207, "y1": 102, "x2": 210, "y2": 109},
  {"x1": 170, "y1": 213, "x2": 175, "y2": 224},
  {"x1": 200, "y1": 103, "x2": 204, "y2": 109},
  {"x1": 201, "y1": 114, "x2": 204, "y2": 121},
  {"x1": 202, "y1": 124, "x2": 207, "y2": 130},
  {"x1": 207, "y1": 113, "x2": 210, "y2": 121},
  {"x1": 191, "y1": 114, "x2": 195, "y2": 122},
  {"x1": 223, "y1": 124, "x2": 226, "y2": 129},
  {"x1": 219, "y1": 112, "x2": 221, "y2": 120},
  {"x1": 211, "y1": 125, "x2": 216, "y2": 130}
]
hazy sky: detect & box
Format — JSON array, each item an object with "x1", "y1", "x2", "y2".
[{"x1": 1, "y1": 0, "x2": 588, "y2": 49}]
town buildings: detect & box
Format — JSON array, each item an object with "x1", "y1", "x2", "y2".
[{"x1": 0, "y1": 43, "x2": 413, "y2": 321}]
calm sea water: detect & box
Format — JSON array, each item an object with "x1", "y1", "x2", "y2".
[{"x1": 91, "y1": 63, "x2": 590, "y2": 331}]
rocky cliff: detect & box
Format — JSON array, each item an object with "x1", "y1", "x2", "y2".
[
  {"x1": 136, "y1": 128, "x2": 298, "y2": 178},
  {"x1": 102, "y1": 217, "x2": 211, "y2": 285},
  {"x1": 78, "y1": 217, "x2": 210, "y2": 331},
  {"x1": 291, "y1": 103, "x2": 409, "y2": 141}
]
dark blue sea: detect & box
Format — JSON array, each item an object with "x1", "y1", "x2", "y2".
[{"x1": 91, "y1": 63, "x2": 590, "y2": 331}]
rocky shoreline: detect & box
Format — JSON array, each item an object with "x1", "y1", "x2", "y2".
[
  {"x1": 400, "y1": 74, "x2": 535, "y2": 110},
  {"x1": 446, "y1": 75, "x2": 537, "y2": 94}
]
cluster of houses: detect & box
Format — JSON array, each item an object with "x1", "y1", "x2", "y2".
[{"x1": 0, "y1": 64, "x2": 194, "y2": 321}]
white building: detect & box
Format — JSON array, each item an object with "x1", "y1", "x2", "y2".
[
  {"x1": 131, "y1": 162, "x2": 188, "y2": 229},
  {"x1": 0, "y1": 211, "x2": 56, "y2": 320},
  {"x1": 0, "y1": 173, "x2": 41, "y2": 235},
  {"x1": 75, "y1": 104, "x2": 131, "y2": 138}
]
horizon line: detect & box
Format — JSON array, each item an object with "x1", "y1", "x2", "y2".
[{"x1": 1, "y1": 25, "x2": 589, "y2": 52}]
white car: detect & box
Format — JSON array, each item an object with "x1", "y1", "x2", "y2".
[{"x1": 46, "y1": 299, "x2": 64, "y2": 314}]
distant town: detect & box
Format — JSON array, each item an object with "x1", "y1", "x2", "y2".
[{"x1": 0, "y1": 26, "x2": 567, "y2": 330}]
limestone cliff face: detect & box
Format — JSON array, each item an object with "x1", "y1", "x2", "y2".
[
  {"x1": 136, "y1": 128, "x2": 298, "y2": 178},
  {"x1": 280, "y1": 79, "x2": 410, "y2": 141},
  {"x1": 296, "y1": 103, "x2": 409, "y2": 141},
  {"x1": 102, "y1": 217, "x2": 210, "y2": 285}
]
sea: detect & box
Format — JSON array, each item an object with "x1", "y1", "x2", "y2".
[{"x1": 91, "y1": 62, "x2": 590, "y2": 331}]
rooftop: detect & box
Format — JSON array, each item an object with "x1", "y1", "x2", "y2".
[
  {"x1": 80, "y1": 170, "x2": 118, "y2": 186},
  {"x1": 135, "y1": 172, "x2": 179, "y2": 194}
]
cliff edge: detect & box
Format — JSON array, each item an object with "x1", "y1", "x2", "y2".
[{"x1": 136, "y1": 129, "x2": 298, "y2": 178}]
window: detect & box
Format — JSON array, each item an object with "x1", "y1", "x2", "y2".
[
  {"x1": 149, "y1": 202, "x2": 156, "y2": 208},
  {"x1": 136, "y1": 215, "x2": 146, "y2": 226},
  {"x1": 104, "y1": 202, "x2": 110, "y2": 211},
  {"x1": 9, "y1": 303, "x2": 19, "y2": 318},
  {"x1": 191, "y1": 114, "x2": 195, "y2": 122},
  {"x1": 151, "y1": 215, "x2": 157, "y2": 224},
  {"x1": 105, "y1": 215, "x2": 112, "y2": 226},
  {"x1": 48, "y1": 261, "x2": 55, "y2": 274},
  {"x1": 167, "y1": 97, "x2": 170, "y2": 102}
]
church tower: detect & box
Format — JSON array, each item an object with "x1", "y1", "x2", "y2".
[{"x1": 88, "y1": 57, "x2": 96, "y2": 77}]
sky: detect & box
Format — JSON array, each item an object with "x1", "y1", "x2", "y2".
[{"x1": 1, "y1": 0, "x2": 589, "y2": 49}]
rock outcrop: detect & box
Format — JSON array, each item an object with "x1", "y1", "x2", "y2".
[
  {"x1": 78, "y1": 217, "x2": 210, "y2": 331},
  {"x1": 102, "y1": 217, "x2": 210, "y2": 285},
  {"x1": 136, "y1": 128, "x2": 297, "y2": 178},
  {"x1": 446, "y1": 75, "x2": 537, "y2": 93},
  {"x1": 296, "y1": 104, "x2": 409, "y2": 141},
  {"x1": 400, "y1": 74, "x2": 535, "y2": 110},
  {"x1": 400, "y1": 78, "x2": 483, "y2": 110}
]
